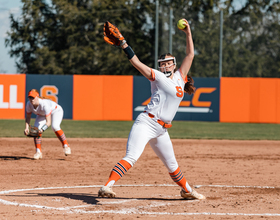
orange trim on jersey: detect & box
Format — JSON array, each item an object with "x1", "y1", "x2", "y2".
[
  {"x1": 45, "y1": 106, "x2": 57, "y2": 117},
  {"x1": 46, "y1": 111, "x2": 52, "y2": 117},
  {"x1": 179, "y1": 68, "x2": 188, "y2": 83},
  {"x1": 149, "y1": 68, "x2": 155, "y2": 81}
]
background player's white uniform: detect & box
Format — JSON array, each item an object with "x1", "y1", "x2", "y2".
[
  {"x1": 26, "y1": 98, "x2": 64, "y2": 132},
  {"x1": 25, "y1": 94, "x2": 70, "y2": 160},
  {"x1": 123, "y1": 68, "x2": 187, "y2": 173}
]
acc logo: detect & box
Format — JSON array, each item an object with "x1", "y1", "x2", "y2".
[
  {"x1": 40, "y1": 85, "x2": 59, "y2": 103},
  {"x1": 179, "y1": 87, "x2": 216, "y2": 107},
  {"x1": 136, "y1": 87, "x2": 216, "y2": 113}
]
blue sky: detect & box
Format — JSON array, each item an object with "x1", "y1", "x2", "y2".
[
  {"x1": 0, "y1": 0, "x2": 22, "y2": 73},
  {"x1": 0, "y1": 0, "x2": 245, "y2": 74}
]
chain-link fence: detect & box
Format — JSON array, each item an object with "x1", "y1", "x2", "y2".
[{"x1": 155, "y1": 3, "x2": 280, "y2": 78}]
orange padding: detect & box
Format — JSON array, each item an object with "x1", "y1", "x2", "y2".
[
  {"x1": 73, "y1": 75, "x2": 133, "y2": 120},
  {"x1": 220, "y1": 77, "x2": 280, "y2": 123}
]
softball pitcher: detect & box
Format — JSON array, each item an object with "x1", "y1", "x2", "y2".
[
  {"x1": 99, "y1": 19, "x2": 205, "y2": 200},
  {"x1": 24, "y1": 89, "x2": 71, "y2": 160}
]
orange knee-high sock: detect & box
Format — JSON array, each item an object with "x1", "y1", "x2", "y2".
[
  {"x1": 55, "y1": 129, "x2": 68, "y2": 146},
  {"x1": 169, "y1": 167, "x2": 190, "y2": 193},
  {"x1": 34, "y1": 134, "x2": 42, "y2": 151},
  {"x1": 105, "y1": 160, "x2": 132, "y2": 186}
]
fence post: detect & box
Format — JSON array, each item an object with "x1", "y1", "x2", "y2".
[
  {"x1": 219, "y1": 10, "x2": 223, "y2": 78},
  {"x1": 154, "y1": 0, "x2": 159, "y2": 68},
  {"x1": 169, "y1": 7, "x2": 173, "y2": 54}
]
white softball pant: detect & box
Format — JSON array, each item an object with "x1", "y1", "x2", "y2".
[
  {"x1": 122, "y1": 112, "x2": 179, "y2": 173},
  {"x1": 34, "y1": 105, "x2": 64, "y2": 132}
]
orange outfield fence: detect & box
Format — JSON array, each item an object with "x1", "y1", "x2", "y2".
[
  {"x1": 0, "y1": 74, "x2": 279, "y2": 123},
  {"x1": 220, "y1": 77, "x2": 280, "y2": 123},
  {"x1": 0, "y1": 74, "x2": 26, "y2": 119},
  {"x1": 73, "y1": 75, "x2": 133, "y2": 120}
]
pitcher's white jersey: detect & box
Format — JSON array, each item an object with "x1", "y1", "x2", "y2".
[
  {"x1": 144, "y1": 69, "x2": 187, "y2": 123},
  {"x1": 26, "y1": 98, "x2": 58, "y2": 117}
]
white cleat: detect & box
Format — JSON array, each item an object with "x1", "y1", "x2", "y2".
[
  {"x1": 180, "y1": 189, "x2": 206, "y2": 200},
  {"x1": 64, "y1": 145, "x2": 71, "y2": 156},
  {"x1": 98, "y1": 186, "x2": 116, "y2": 198},
  {"x1": 33, "y1": 152, "x2": 43, "y2": 160}
]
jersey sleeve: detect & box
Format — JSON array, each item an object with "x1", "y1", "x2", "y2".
[
  {"x1": 179, "y1": 68, "x2": 188, "y2": 83},
  {"x1": 25, "y1": 102, "x2": 32, "y2": 115},
  {"x1": 150, "y1": 69, "x2": 166, "y2": 82},
  {"x1": 148, "y1": 68, "x2": 156, "y2": 81}
]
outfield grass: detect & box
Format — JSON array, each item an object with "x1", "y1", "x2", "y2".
[{"x1": 0, "y1": 119, "x2": 279, "y2": 140}]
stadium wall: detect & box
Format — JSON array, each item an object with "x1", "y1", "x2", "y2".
[{"x1": 0, "y1": 74, "x2": 279, "y2": 123}]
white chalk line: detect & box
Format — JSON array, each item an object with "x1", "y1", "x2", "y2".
[
  {"x1": 194, "y1": 185, "x2": 279, "y2": 189},
  {"x1": 0, "y1": 184, "x2": 279, "y2": 217},
  {"x1": 0, "y1": 184, "x2": 278, "y2": 195}
]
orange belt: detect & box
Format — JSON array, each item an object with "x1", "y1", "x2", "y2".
[{"x1": 144, "y1": 111, "x2": 172, "y2": 128}]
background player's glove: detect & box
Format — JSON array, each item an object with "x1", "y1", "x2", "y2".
[
  {"x1": 26, "y1": 126, "x2": 40, "y2": 137},
  {"x1": 103, "y1": 21, "x2": 125, "y2": 47}
]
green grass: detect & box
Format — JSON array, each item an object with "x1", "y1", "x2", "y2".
[{"x1": 0, "y1": 119, "x2": 279, "y2": 140}]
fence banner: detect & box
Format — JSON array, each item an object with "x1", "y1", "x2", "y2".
[
  {"x1": 133, "y1": 76, "x2": 220, "y2": 121},
  {"x1": 26, "y1": 74, "x2": 73, "y2": 119},
  {"x1": 73, "y1": 75, "x2": 133, "y2": 120},
  {"x1": 1, "y1": 74, "x2": 279, "y2": 123},
  {"x1": 0, "y1": 74, "x2": 26, "y2": 119},
  {"x1": 220, "y1": 77, "x2": 280, "y2": 123}
]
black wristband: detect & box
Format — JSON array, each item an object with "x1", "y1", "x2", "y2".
[
  {"x1": 41, "y1": 124, "x2": 48, "y2": 132},
  {"x1": 123, "y1": 46, "x2": 135, "y2": 60}
]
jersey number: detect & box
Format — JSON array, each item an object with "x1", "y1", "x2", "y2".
[{"x1": 176, "y1": 86, "x2": 183, "y2": 98}]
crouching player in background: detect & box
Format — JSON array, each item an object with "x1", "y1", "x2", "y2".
[{"x1": 24, "y1": 89, "x2": 71, "y2": 160}]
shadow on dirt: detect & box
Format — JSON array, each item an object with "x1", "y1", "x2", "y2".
[
  {"x1": 0, "y1": 156, "x2": 68, "y2": 161},
  {"x1": 5, "y1": 192, "x2": 184, "y2": 204},
  {"x1": 37, "y1": 193, "x2": 99, "y2": 205},
  {"x1": 35, "y1": 193, "x2": 184, "y2": 204},
  {"x1": 0, "y1": 156, "x2": 32, "y2": 160}
]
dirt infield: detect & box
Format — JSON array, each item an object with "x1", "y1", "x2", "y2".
[{"x1": 0, "y1": 138, "x2": 279, "y2": 219}]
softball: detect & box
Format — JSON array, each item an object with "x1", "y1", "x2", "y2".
[{"x1": 177, "y1": 19, "x2": 186, "y2": 30}]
